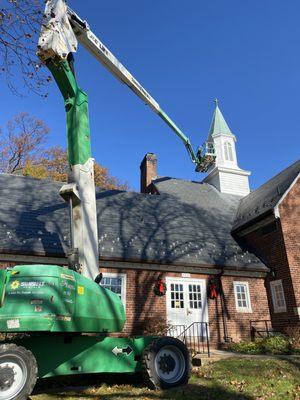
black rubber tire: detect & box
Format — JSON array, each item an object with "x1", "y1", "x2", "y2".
[
  {"x1": 141, "y1": 337, "x2": 191, "y2": 390},
  {"x1": 0, "y1": 343, "x2": 38, "y2": 400}
]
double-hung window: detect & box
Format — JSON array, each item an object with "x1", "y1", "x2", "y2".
[
  {"x1": 270, "y1": 280, "x2": 286, "y2": 313},
  {"x1": 233, "y1": 282, "x2": 252, "y2": 312},
  {"x1": 100, "y1": 273, "x2": 126, "y2": 307}
]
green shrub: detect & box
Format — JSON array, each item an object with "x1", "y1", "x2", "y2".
[
  {"x1": 228, "y1": 335, "x2": 292, "y2": 355},
  {"x1": 260, "y1": 335, "x2": 292, "y2": 355},
  {"x1": 285, "y1": 326, "x2": 300, "y2": 351},
  {"x1": 228, "y1": 340, "x2": 261, "y2": 354}
]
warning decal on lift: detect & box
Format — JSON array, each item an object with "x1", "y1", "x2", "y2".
[
  {"x1": 77, "y1": 286, "x2": 84, "y2": 295},
  {"x1": 112, "y1": 346, "x2": 133, "y2": 356},
  {"x1": 7, "y1": 319, "x2": 20, "y2": 329}
]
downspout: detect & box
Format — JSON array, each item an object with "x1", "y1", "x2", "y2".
[{"x1": 218, "y1": 270, "x2": 230, "y2": 342}]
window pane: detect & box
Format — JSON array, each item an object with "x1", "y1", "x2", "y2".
[
  {"x1": 271, "y1": 281, "x2": 286, "y2": 312},
  {"x1": 228, "y1": 143, "x2": 233, "y2": 161},
  {"x1": 170, "y1": 282, "x2": 184, "y2": 309},
  {"x1": 224, "y1": 143, "x2": 229, "y2": 160},
  {"x1": 234, "y1": 283, "x2": 250, "y2": 311},
  {"x1": 100, "y1": 275, "x2": 124, "y2": 302},
  {"x1": 188, "y1": 282, "x2": 202, "y2": 309}
]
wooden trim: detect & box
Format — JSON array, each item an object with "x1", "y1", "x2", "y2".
[{"x1": 0, "y1": 253, "x2": 268, "y2": 278}]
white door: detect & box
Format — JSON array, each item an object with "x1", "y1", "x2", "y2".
[{"x1": 166, "y1": 277, "x2": 208, "y2": 337}]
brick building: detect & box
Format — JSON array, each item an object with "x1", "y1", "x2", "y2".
[
  {"x1": 232, "y1": 160, "x2": 300, "y2": 333},
  {"x1": 0, "y1": 103, "x2": 298, "y2": 347}
]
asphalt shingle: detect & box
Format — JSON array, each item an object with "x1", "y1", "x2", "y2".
[
  {"x1": 233, "y1": 160, "x2": 300, "y2": 231},
  {"x1": 0, "y1": 173, "x2": 266, "y2": 271}
]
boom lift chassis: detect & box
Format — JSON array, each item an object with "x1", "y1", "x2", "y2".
[{"x1": 0, "y1": 0, "x2": 215, "y2": 398}]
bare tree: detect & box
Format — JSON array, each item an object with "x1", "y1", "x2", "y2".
[
  {"x1": 0, "y1": 0, "x2": 51, "y2": 95},
  {"x1": 0, "y1": 112, "x2": 49, "y2": 173}
]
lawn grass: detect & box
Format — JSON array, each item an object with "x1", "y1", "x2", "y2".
[{"x1": 31, "y1": 357, "x2": 300, "y2": 400}]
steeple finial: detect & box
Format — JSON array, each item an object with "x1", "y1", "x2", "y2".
[{"x1": 207, "y1": 100, "x2": 234, "y2": 140}]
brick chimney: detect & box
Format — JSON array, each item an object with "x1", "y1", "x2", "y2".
[{"x1": 140, "y1": 153, "x2": 157, "y2": 193}]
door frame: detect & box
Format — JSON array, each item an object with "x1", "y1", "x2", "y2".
[{"x1": 165, "y1": 276, "x2": 209, "y2": 327}]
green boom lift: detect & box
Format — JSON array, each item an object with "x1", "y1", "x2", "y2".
[{"x1": 0, "y1": 1, "x2": 215, "y2": 399}]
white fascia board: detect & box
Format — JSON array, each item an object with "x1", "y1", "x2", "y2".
[
  {"x1": 211, "y1": 133, "x2": 237, "y2": 142},
  {"x1": 273, "y1": 173, "x2": 300, "y2": 220},
  {"x1": 202, "y1": 166, "x2": 251, "y2": 183}
]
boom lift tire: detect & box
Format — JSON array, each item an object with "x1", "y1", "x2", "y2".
[
  {"x1": 0, "y1": 343, "x2": 37, "y2": 400},
  {"x1": 141, "y1": 337, "x2": 191, "y2": 389}
]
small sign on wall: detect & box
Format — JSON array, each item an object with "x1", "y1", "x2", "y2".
[{"x1": 181, "y1": 273, "x2": 191, "y2": 278}]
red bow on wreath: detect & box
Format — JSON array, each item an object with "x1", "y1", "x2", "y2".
[
  {"x1": 208, "y1": 277, "x2": 218, "y2": 300},
  {"x1": 154, "y1": 278, "x2": 167, "y2": 296}
]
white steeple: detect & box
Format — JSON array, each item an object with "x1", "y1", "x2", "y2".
[{"x1": 203, "y1": 100, "x2": 251, "y2": 196}]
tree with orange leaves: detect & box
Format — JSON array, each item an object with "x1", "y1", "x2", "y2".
[{"x1": 1, "y1": 113, "x2": 128, "y2": 190}]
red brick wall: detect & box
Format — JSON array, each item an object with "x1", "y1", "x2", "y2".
[
  {"x1": 237, "y1": 178, "x2": 300, "y2": 330},
  {"x1": 102, "y1": 266, "x2": 270, "y2": 345},
  {"x1": 101, "y1": 267, "x2": 167, "y2": 335},
  {"x1": 279, "y1": 178, "x2": 300, "y2": 322},
  {"x1": 238, "y1": 222, "x2": 296, "y2": 329},
  {"x1": 215, "y1": 276, "x2": 270, "y2": 343}
]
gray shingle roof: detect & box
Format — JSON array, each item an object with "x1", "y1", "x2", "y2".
[
  {"x1": 0, "y1": 173, "x2": 266, "y2": 271},
  {"x1": 0, "y1": 174, "x2": 69, "y2": 256},
  {"x1": 233, "y1": 159, "x2": 300, "y2": 231}
]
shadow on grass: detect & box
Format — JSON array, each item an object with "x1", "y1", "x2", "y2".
[{"x1": 32, "y1": 373, "x2": 255, "y2": 400}]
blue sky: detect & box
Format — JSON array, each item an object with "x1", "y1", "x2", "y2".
[{"x1": 1, "y1": 0, "x2": 299, "y2": 191}]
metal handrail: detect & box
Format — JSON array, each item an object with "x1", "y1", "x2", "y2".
[
  {"x1": 167, "y1": 322, "x2": 210, "y2": 357},
  {"x1": 250, "y1": 319, "x2": 273, "y2": 340}
]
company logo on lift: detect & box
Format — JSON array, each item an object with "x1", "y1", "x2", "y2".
[
  {"x1": 10, "y1": 281, "x2": 45, "y2": 290},
  {"x1": 10, "y1": 280, "x2": 20, "y2": 290}
]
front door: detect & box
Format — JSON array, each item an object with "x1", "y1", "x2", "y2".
[{"x1": 166, "y1": 277, "x2": 208, "y2": 337}]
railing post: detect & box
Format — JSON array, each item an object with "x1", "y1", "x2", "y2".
[
  {"x1": 206, "y1": 323, "x2": 210, "y2": 357},
  {"x1": 168, "y1": 322, "x2": 211, "y2": 358},
  {"x1": 250, "y1": 321, "x2": 254, "y2": 341}
]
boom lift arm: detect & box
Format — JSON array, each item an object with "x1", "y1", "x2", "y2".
[
  {"x1": 37, "y1": 0, "x2": 215, "y2": 280},
  {"x1": 0, "y1": 3, "x2": 194, "y2": 396},
  {"x1": 66, "y1": 7, "x2": 215, "y2": 173}
]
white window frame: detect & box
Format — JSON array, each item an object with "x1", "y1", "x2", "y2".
[
  {"x1": 224, "y1": 141, "x2": 233, "y2": 161},
  {"x1": 101, "y1": 272, "x2": 126, "y2": 307},
  {"x1": 270, "y1": 280, "x2": 286, "y2": 313},
  {"x1": 233, "y1": 281, "x2": 252, "y2": 313}
]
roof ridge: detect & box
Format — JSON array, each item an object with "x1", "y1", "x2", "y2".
[
  {"x1": 232, "y1": 158, "x2": 300, "y2": 231},
  {"x1": 0, "y1": 172, "x2": 62, "y2": 185},
  {"x1": 245, "y1": 159, "x2": 300, "y2": 199}
]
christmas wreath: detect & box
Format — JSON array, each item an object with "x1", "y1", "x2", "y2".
[
  {"x1": 208, "y1": 277, "x2": 218, "y2": 299},
  {"x1": 154, "y1": 278, "x2": 167, "y2": 296}
]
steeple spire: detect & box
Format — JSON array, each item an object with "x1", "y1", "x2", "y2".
[
  {"x1": 202, "y1": 100, "x2": 251, "y2": 196},
  {"x1": 208, "y1": 100, "x2": 235, "y2": 142}
]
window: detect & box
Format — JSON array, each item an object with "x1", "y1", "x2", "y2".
[
  {"x1": 270, "y1": 280, "x2": 286, "y2": 313},
  {"x1": 188, "y1": 284, "x2": 202, "y2": 309},
  {"x1": 233, "y1": 282, "x2": 252, "y2": 312},
  {"x1": 224, "y1": 142, "x2": 233, "y2": 161},
  {"x1": 100, "y1": 273, "x2": 126, "y2": 306},
  {"x1": 170, "y1": 283, "x2": 184, "y2": 309}
]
